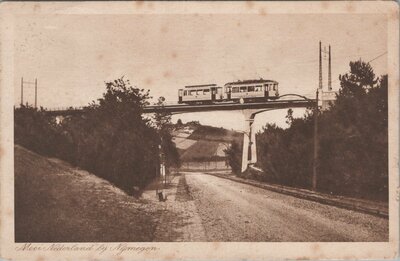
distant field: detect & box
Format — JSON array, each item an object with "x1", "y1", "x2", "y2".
[
  {"x1": 173, "y1": 124, "x2": 242, "y2": 162},
  {"x1": 180, "y1": 140, "x2": 229, "y2": 161},
  {"x1": 172, "y1": 136, "x2": 197, "y2": 150}
]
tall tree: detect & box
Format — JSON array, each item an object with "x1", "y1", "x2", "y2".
[
  {"x1": 245, "y1": 60, "x2": 388, "y2": 200},
  {"x1": 317, "y1": 60, "x2": 387, "y2": 199},
  {"x1": 339, "y1": 60, "x2": 378, "y2": 97},
  {"x1": 224, "y1": 141, "x2": 242, "y2": 174},
  {"x1": 153, "y1": 96, "x2": 181, "y2": 170},
  {"x1": 285, "y1": 108, "x2": 294, "y2": 126}
]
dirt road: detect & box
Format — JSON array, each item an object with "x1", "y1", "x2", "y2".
[{"x1": 184, "y1": 172, "x2": 388, "y2": 242}]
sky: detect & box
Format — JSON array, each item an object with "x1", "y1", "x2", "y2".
[{"x1": 14, "y1": 12, "x2": 388, "y2": 131}]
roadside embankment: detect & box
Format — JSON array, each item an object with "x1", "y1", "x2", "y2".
[{"x1": 15, "y1": 145, "x2": 160, "y2": 242}]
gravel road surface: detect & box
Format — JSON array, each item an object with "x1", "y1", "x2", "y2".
[{"x1": 184, "y1": 172, "x2": 388, "y2": 242}]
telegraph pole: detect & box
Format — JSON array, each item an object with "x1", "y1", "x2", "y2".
[
  {"x1": 312, "y1": 90, "x2": 319, "y2": 191},
  {"x1": 319, "y1": 41, "x2": 323, "y2": 90},
  {"x1": 35, "y1": 78, "x2": 38, "y2": 108},
  {"x1": 20, "y1": 77, "x2": 24, "y2": 106},
  {"x1": 20, "y1": 77, "x2": 38, "y2": 108},
  {"x1": 313, "y1": 41, "x2": 332, "y2": 189},
  {"x1": 320, "y1": 41, "x2": 331, "y2": 91},
  {"x1": 328, "y1": 45, "x2": 332, "y2": 91}
]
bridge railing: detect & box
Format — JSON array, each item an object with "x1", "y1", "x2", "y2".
[{"x1": 43, "y1": 106, "x2": 85, "y2": 111}]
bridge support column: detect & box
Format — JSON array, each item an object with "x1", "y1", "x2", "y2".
[{"x1": 241, "y1": 110, "x2": 257, "y2": 173}]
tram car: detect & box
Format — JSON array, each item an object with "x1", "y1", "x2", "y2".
[
  {"x1": 178, "y1": 78, "x2": 279, "y2": 104},
  {"x1": 178, "y1": 84, "x2": 223, "y2": 104},
  {"x1": 224, "y1": 79, "x2": 279, "y2": 103}
]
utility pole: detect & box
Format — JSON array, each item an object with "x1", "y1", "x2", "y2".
[
  {"x1": 320, "y1": 41, "x2": 332, "y2": 91},
  {"x1": 319, "y1": 41, "x2": 323, "y2": 90},
  {"x1": 328, "y1": 45, "x2": 332, "y2": 91},
  {"x1": 35, "y1": 78, "x2": 37, "y2": 108},
  {"x1": 312, "y1": 90, "x2": 319, "y2": 191},
  {"x1": 20, "y1": 77, "x2": 38, "y2": 108},
  {"x1": 20, "y1": 77, "x2": 23, "y2": 106}
]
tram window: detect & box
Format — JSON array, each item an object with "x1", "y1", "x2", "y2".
[
  {"x1": 255, "y1": 85, "x2": 262, "y2": 92},
  {"x1": 240, "y1": 86, "x2": 247, "y2": 92},
  {"x1": 189, "y1": 90, "x2": 196, "y2": 96},
  {"x1": 232, "y1": 87, "x2": 239, "y2": 93},
  {"x1": 248, "y1": 86, "x2": 255, "y2": 92},
  {"x1": 184, "y1": 90, "x2": 187, "y2": 96},
  {"x1": 203, "y1": 89, "x2": 210, "y2": 95},
  {"x1": 273, "y1": 84, "x2": 277, "y2": 91}
]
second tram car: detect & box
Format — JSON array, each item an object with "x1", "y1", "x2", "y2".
[
  {"x1": 178, "y1": 78, "x2": 279, "y2": 104},
  {"x1": 178, "y1": 84, "x2": 223, "y2": 104}
]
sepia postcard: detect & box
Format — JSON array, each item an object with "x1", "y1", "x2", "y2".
[{"x1": 0, "y1": 1, "x2": 399, "y2": 260}]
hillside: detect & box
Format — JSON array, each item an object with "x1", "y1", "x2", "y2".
[
  {"x1": 172, "y1": 124, "x2": 242, "y2": 163},
  {"x1": 14, "y1": 145, "x2": 159, "y2": 242},
  {"x1": 187, "y1": 125, "x2": 242, "y2": 143}
]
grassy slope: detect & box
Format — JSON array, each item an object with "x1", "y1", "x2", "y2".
[
  {"x1": 180, "y1": 140, "x2": 222, "y2": 161},
  {"x1": 15, "y1": 145, "x2": 160, "y2": 242},
  {"x1": 188, "y1": 125, "x2": 242, "y2": 143},
  {"x1": 176, "y1": 125, "x2": 243, "y2": 162}
]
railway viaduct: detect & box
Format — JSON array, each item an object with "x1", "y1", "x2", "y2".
[{"x1": 45, "y1": 90, "x2": 337, "y2": 173}]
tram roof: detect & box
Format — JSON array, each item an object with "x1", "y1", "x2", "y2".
[
  {"x1": 224, "y1": 79, "x2": 277, "y2": 85},
  {"x1": 184, "y1": 84, "x2": 217, "y2": 88}
]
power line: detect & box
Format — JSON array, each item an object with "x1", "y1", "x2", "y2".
[
  {"x1": 331, "y1": 51, "x2": 387, "y2": 85},
  {"x1": 368, "y1": 51, "x2": 387, "y2": 63}
]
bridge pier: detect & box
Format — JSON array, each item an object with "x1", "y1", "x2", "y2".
[{"x1": 241, "y1": 110, "x2": 258, "y2": 173}]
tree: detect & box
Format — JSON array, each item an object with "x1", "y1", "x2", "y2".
[
  {"x1": 14, "y1": 105, "x2": 60, "y2": 156},
  {"x1": 339, "y1": 60, "x2": 378, "y2": 97},
  {"x1": 75, "y1": 77, "x2": 160, "y2": 192},
  {"x1": 153, "y1": 96, "x2": 181, "y2": 170},
  {"x1": 317, "y1": 61, "x2": 387, "y2": 199},
  {"x1": 224, "y1": 141, "x2": 242, "y2": 174},
  {"x1": 254, "y1": 60, "x2": 388, "y2": 200},
  {"x1": 153, "y1": 97, "x2": 171, "y2": 130},
  {"x1": 285, "y1": 108, "x2": 294, "y2": 126},
  {"x1": 15, "y1": 77, "x2": 163, "y2": 194}
]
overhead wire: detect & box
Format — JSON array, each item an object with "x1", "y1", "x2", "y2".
[
  {"x1": 368, "y1": 51, "x2": 387, "y2": 63},
  {"x1": 330, "y1": 50, "x2": 387, "y2": 85}
]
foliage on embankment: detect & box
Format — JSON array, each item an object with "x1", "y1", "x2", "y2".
[{"x1": 14, "y1": 78, "x2": 180, "y2": 194}]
